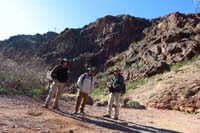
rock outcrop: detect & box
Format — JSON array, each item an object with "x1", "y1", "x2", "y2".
[
  {"x1": 147, "y1": 80, "x2": 200, "y2": 113},
  {"x1": 111, "y1": 12, "x2": 200, "y2": 80},
  {"x1": 0, "y1": 12, "x2": 200, "y2": 113},
  {"x1": 1, "y1": 12, "x2": 199, "y2": 81},
  {"x1": 0, "y1": 32, "x2": 57, "y2": 60}
]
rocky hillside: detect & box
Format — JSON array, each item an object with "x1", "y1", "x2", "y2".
[
  {"x1": 0, "y1": 32, "x2": 58, "y2": 62},
  {"x1": 1, "y1": 12, "x2": 200, "y2": 79},
  {"x1": 127, "y1": 58, "x2": 200, "y2": 113},
  {"x1": 0, "y1": 14, "x2": 151, "y2": 81},
  {"x1": 0, "y1": 12, "x2": 200, "y2": 112},
  {"x1": 110, "y1": 12, "x2": 200, "y2": 80},
  {"x1": 38, "y1": 15, "x2": 151, "y2": 80}
]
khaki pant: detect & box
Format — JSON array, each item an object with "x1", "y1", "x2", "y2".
[
  {"x1": 44, "y1": 80, "x2": 65, "y2": 108},
  {"x1": 107, "y1": 93, "x2": 121, "y2": 118},
  {"x1": 75, "y1": 91, "x2": 88, "y2": 113}
]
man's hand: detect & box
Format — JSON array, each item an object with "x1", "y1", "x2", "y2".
[
  {"x1": 75, "y1": 84, "x2": 78, "y2": 88},
  {"x1": 113, "y1": 84, "x2": 121, "y2": 89},
  {"x1": 120, "y1": 93, "x2": 125, "y2": 96},
  {"x1": 107, "y1": 82, "x2": 112, "y2": 87}
]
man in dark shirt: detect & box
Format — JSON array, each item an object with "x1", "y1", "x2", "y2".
[{"x1": 43, "y1": 58, "x2": 70, "y2": 110}]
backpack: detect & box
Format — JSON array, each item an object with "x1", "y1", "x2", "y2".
[
  {"x1": 46, "y1": 70, "x2": 52, "y2": 80},
  {"x1": 121, "y1": 83, "x2": 126, "y2": 94},
  {"x1": 46, "y1": 65, "x2": 58, "y2": 81},
  {"x1": 78, "y1": 73, "x2": 93, "y2": 89}
]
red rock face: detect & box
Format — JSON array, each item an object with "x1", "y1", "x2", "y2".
[
  {"x1": 0, "y1": 12, "x2": 200, "y2": 112},
  {"x1": 0, "y1": 12, "x2": 200, "y2": 84},
  {"x1": 147, "y1": 80, "x2": 200, "y2": 113},
  {"x1": 122, "y1": 13, "x2": 200, "y2": 80},
  {"x1": 38, "y1": 15, "x2": 151, "y2": 80}
]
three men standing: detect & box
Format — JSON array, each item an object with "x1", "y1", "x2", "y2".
[{"x1": 43, "y1": 58, "x2": 125, "y2": 120}]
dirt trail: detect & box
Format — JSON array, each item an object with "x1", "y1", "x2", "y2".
[{"x1": 0, "y1": 95, "x2": 200, "y2": 133}]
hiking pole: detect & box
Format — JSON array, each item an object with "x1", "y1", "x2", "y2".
[{"x1": 63, "y1": 83, "x2": 76, "y2": 94}]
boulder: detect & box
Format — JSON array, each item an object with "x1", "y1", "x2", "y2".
[
  {"x1": 95, "y1": 100, "x2": 108, "y2": 107},
  {"x1": 147, "y1": 80, "x2": 200, "y2": 113},
  {"x1": 144, "y1": 61, "x2": 170, "y2": 77},
  {"x1": 196, "y1": 23, "x2": 200, "y2": 31},
  {"x1": 86, "y1": 96, "x2": 94, "y2": 105},
  {"x1": 164, "y1": 33, "x2": 182, "y2": 43},
  {"x1": 195, "y1": 34, "x2": 200, "y2": 42}
]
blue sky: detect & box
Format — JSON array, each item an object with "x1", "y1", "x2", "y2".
[{"x1": 0, "y1": 0, "x2": 195, "y2": 40}]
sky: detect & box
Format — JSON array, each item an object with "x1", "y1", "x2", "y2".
[{"x1": 0, "y1": 0, "x2": 196, "y2": 40}]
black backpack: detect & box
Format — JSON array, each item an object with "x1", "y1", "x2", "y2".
[{"x1": 121, "y1": 83, "x2": 126, "y2": 94}]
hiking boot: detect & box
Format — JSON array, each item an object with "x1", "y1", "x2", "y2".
[
  {"x1": 42, "y1": 104, "x2": 48, "y2": 108},
  {"x1": 52, "y1": 106, "x2": 60, "y2": 110},
  {"x1": 114, "y1": 117, "x2": 118, "y2": 120},
  {"x1": 80, "y1": 111, "x2": 86, "y2": 115},
  {"x1": 73, "y1": 111, "x2": 78, "y2": 115},
  {"x1": 103, "y1": 114, "x2": 111, "y2": 118}
]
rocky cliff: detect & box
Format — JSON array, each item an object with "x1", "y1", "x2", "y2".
[
  {"x1": 1, "y1": 12, "x2": 200, "y2": 80},
  {"x1": 0, "y1": 12, "x2": 200, "y2": 112},
  {"x1": 39, "y1": 15, "x2": 151, "y2": 77},
  {"x1": 110, "y1": 12, "x2": 200, "y2": 80},
  {"x1": 0, "y1": 32, "x2": 57, "y2": 60}
]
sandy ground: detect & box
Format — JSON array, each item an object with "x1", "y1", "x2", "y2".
[{"x1": 0, "y1": 95, "x2": 200, "y2": 133}]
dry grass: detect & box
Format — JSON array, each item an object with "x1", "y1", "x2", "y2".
[
  {"x1": 0, "y1": 54, "x2": 47, "y2": 96},
  {"x1": 127, "y1": 59, "x2": 200, "y2": 104}
]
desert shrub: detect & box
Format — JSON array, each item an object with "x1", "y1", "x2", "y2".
[
  {"x1": 0, "y1": 87, "x2": 6, "y2": 94},
  {"x1": 0, "y1": 57, "x2": 47, "y2": 96},
  {"x1": 148, "y1": 91, "x2": 158, "y2": 99},
  {"x1": 126, "y1": 100, "x2": 145, "y2": 109},
  {"x1": 91, "y1": 87, "x2": 104, "y2": 100},
  {"x1": 31, "y1": 88, "x2": 42, "y2": 97}
]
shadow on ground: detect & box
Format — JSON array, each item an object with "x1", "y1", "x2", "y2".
[{"x1": 49, "y1": 108, "x2": 181, "y2": 133}]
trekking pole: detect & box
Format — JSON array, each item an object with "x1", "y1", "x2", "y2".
[{"x1": 63, "y1": 84, "x2": 75, "y2": 94}]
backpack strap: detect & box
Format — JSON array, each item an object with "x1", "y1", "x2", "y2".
[
  {"x1": 80, "y1": 73, "x2": 93, "y2": 92},
  {"x1": 80, "y1": 73, "x2": 87, "y2": 87}
]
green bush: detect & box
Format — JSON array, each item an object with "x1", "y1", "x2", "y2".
[
  {"x1": 31, "y1": 88, "x2": 42, "y2": 97},
  {"x1": 0, "y1": 87, "x2": 6, "y2": 94},
  {"x1": 126, "y1": 100, "x2": 144, "y2": 109},
  {"x1": 91, "y1": 87, "x2": 104, "y2": 100},
  {"x1": 106, "y1": 65, "x2": 116, "y2": 72}
]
